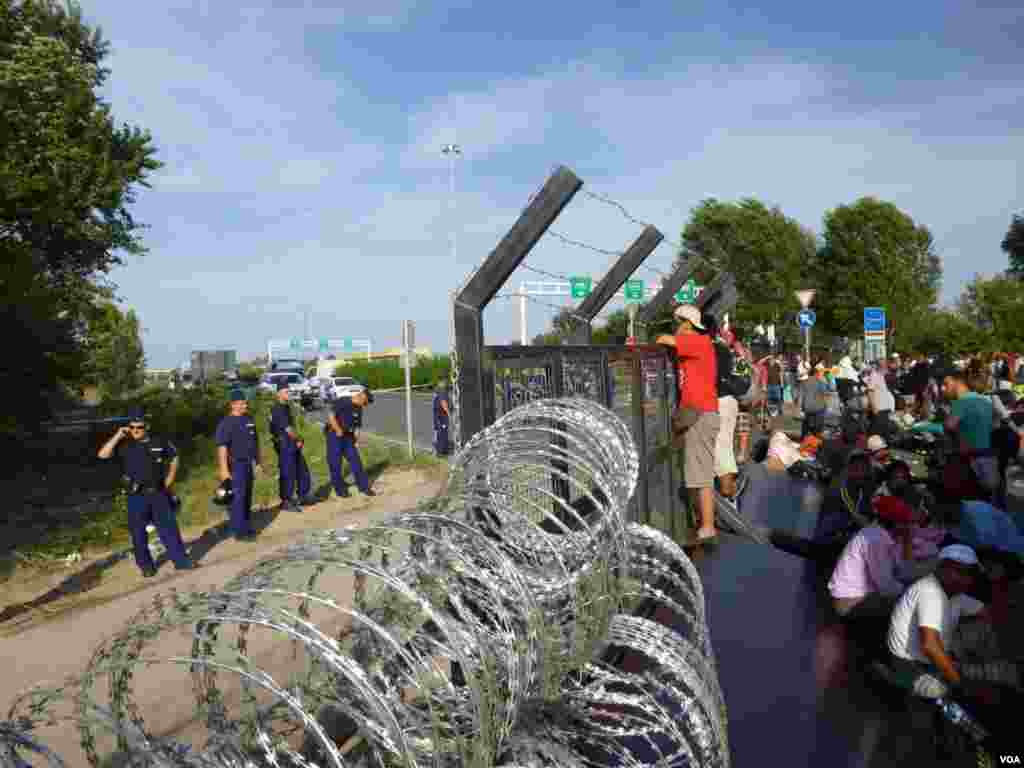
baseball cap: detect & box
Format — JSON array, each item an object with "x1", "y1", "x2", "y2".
[
  {"x1": 874, "y1": 495, "x2": 915, "y2": 525},
  {"x1": 814, "y1": 362, "x2": 826, "y2": 371},
  {"x1": 938, "y1": 544, "x2": 980, "y2": 567},
  {"x1": 799, "y1": 435, "x2": 822, "y2": 455},
  {"x1": 126, "y1": 407, "x2": 145, "y2": 422},
  {"x1": 276, "y1": 381, "x2": 290, "y2": 391},
  {"x1": 673, "y1": 304, "x2": 704, "y2": 329},
  {"x1": 229, "y1": 389, "x2": 246, "y2": 402},
  {"x1": 866, "y1": 435, "x2": 888, "y2": 453}
]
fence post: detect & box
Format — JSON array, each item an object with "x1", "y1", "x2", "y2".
[
  {"x1": 569, "y1": 225, "x2": 663, "y2": 344},
  {"x1": 630, "y1": 351, "x2": 648, "y2": 524},
  {"x1": 635, "y1": 260, "x2": 695, "y2": 341},
  {"x1": 453, "y1": 166, "x2": 583, "y2": 444}
]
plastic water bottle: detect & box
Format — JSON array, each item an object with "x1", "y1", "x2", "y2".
[
  {"x1": 935, "y1": 698, "x2": 988, "y2": 742},
  {"x1": 1006, "y1": 464, "x2": 1024, "y2": 532}
]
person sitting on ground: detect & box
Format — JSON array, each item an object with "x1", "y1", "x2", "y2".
[
  {"x1": 942, "y1": 366, "x2": 997, "y2": 500},
  {"x1": 885, "y1": 545, "x2": 1018, "y2": 703},
  {"x1": 875, "y1": 460, "x2": 946, "y2": 559},
  {"x1": 814, "y1": 451, "x2": 877, "y2": 555},
  {"x1": 763, "y1": 432, "x2": 821, "y2": 473},
  {"x1": 865, "y1": 434, "x2": 891, "y2": 484},
  {"x1": 827, "y1": 495, "x2": 918, "y2": 620}
]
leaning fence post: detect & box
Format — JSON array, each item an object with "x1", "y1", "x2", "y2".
[
  {"x1": 453, "y1": 166, "x2": 583, "y2": 445},
  {"x1": 568, "y1": 225, "x2": 663, "y2": 345}
]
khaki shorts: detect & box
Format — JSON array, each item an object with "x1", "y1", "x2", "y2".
[
  {"x1": 684, "y1": 410, "x2": 720, "y2": 489},
  {"x1": 715, "y1": 396, "x2": 738, "y2": 477}
]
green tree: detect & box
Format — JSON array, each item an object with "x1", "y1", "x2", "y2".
[
  {"x1": 680, "y1": 198, "x2": 817, "y2": 327},
  {"x1": 813, "y1": 197, "x2": 941, "y2": 339},
  {"x1": 531, "y1": 307, "x2": 587, "y2": 345},
  {"x1": 0, "y1": 0, "x2": 159, "y2": 432},
  {"x1": 83, "y1": 301, "x2": 146, "y2": 398},
  {"x1": 1003, "y1": 213, "x2": 1024, "y2": 279},
  {"x1": 957, "y1": 274, "x2": 1024, "y2": 351},
  {"x1": 898, "y1": 307, "x2": 983, "y2": 358},
  {"x1": 592, "y1": 308, "x2": 629, "y2": 345}
]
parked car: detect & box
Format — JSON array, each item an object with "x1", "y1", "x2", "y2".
[
  {"x1": 326, "y1": 376, "x2": 367, "y2": 401},
  {"x1": 259, "y1": 372, "x2": 315, "y2": 409}
]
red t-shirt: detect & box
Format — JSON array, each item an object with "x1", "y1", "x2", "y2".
[{"x1": 675, "y1": 333, "x2": 718, "y2": 412}]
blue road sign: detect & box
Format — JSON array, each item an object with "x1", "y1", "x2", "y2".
[
  {"x1": 797, "y1": 309, "x2": 816, "y2": 328},
  {"x1": 864, "y1": 307, "x2": 886, "y2": 332}
]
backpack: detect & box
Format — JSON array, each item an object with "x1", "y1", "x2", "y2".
[{"x1": 714, "y1": 341, "x2": 751, "y2": 399}]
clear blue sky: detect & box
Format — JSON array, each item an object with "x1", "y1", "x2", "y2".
[{"x1": 82, "y1": 0, "x2": 1024, "y2": 367}]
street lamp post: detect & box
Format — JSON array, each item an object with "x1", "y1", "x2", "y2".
[{"x1": 442, "y1": 142, "x2": 461, "y2": 355}]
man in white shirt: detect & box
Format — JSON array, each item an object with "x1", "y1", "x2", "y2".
[
  {"x1": 863, "y1": 362, "x2": 895, "y2": 441},
  {"x1": 886, "y1": 545, "x2": 1016, "y2": 700}
]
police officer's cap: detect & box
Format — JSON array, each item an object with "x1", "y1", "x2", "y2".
[
  {"x1": 229, "y1": 389, "x2": 246, "y2": 402},
  {"x1": 276, "y1": 381, "x2": 290, "y2": 391},
  {"x1": 126, "y1": 407, "x2": 145, "y2": 422}
]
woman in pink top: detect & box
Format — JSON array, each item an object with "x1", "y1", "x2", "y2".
[{"x1": 827, "y1": 496, "x2": 917, "y2": 620}]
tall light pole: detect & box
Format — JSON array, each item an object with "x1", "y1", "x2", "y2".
[{"x1": 443, "y1": 142, "x2": 461, "y2": 355}]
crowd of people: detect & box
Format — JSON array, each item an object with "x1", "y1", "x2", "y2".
[{"x1": 659, "y1": 303, "x2": 1024, "y2": 736}]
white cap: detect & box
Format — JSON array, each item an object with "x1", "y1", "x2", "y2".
[
  {"x1": 866, "y1": 435, "x2": 888, "y2": 452},
  {"x1": 674, "y1": 304, "x2": 704, "y2": 329},
  {"x1": 938, "y1": 544, "x2": 979, "y2": 567}
]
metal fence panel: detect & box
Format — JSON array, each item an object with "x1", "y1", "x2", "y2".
[{"x1": 484, "y1": 345, "x2": 680, "y2": 535}]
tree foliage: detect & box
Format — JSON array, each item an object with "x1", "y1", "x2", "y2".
[
  {"x1": 957, "y1": 274, "x2": 1024, "y2": 352},
  {"x1": 84, "y1": 301, "x2": 146, "y2": 398},
  {"x1": 897, "y1": 307, "x2": 983, "y2": 359},
  {"x1": 0, "y1": 0, "x2": 160, "y2": 432},
  {"x1": 679, "y1": 198, "x2": 816, "y2": 326},
  {"x1": 811, "y1": 197, "x2": 940, "y2": 340},
  {"x1": 1003, "y1": 213, "x2": 1024, "y2": 280}
]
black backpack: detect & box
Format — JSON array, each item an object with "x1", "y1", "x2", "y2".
[{"x1": 714, "y1": 341, "x2": 750, "y2": 398}]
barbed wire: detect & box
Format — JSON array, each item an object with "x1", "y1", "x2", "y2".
[{"x1": 519, "y1": 263, "x2": 572, "y2": 282}]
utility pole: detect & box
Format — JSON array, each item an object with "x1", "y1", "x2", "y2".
[{"x1": 443, "y1": 143, "x2": 462, "y2": 357}]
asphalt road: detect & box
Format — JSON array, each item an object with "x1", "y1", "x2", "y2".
[{"x1": 307, "y1": 391, "x2": 437, "y2": 452}]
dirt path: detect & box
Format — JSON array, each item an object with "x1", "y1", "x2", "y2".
[{"x1": 1, "y1": 467, "x2": 444, "y2": 765}]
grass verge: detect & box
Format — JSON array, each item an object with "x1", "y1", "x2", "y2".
[{"x1": 14, "y1": 400, "x2": 444, "y2": 563}]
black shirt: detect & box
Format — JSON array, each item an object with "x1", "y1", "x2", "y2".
[
  {"x1": 215, "y1": 413, "x2": 260, "y2": 462},
  {"x1": 117, "y1": 437, "x2": 176, "y2": 489},
  {"x1": 270, "y1": 402, "x2": 294, "y2": 439}
]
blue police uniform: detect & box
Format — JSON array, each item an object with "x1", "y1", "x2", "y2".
[
  {"x1": 432, "y1": 390, "x2": 451, "y2": 456},
  {"x1": 270, "y1": 399, "x2": 311, "y2": 503},
  {"x1": 326, "y1": 397, "x2": 370, "y2": 495},
  {"x1": 215, "y1": 411, "x2": 260, "y2": 537},
  {"x1": 117, "y1": 437, "x2": 191, "y2": 572}
]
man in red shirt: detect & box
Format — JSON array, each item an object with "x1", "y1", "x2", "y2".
[{"x1": 658, "y1": 304, "x2": 720, "y2": 542}]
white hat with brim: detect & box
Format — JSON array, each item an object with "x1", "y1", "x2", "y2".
[
  {"x1": 938, "y1": 544, "x2": 980, "y2": 567},
  {"x1": 674, "y1": 304, "x2": 704, "y2": 330}
]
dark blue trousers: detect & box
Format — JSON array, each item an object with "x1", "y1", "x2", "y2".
[
  {"x1": 278, "y1": 439, "x2": 311, "y2": 500},
  {"x1": 127, "y1": 491, "x2": 190, "y2": 570},
  {"x1": 434, "y1": 421, "x2": 450, "y2": 456},
  {"x1": 230, "y1": 459, "x2": 255, "y2": 536},
  {"x1": 326, "y1": 432, "x2": 369, "y2": 493}
]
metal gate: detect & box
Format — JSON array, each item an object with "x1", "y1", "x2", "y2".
[{"x1": 482, "y1": 343, "x2": 683, "y2": 536}]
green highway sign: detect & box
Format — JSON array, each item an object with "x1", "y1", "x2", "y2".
[
  {"x1": 343, "y1": 338, "x2": 353, "y2": 351},
  {"x1": 624, "y1": 279, "x2": 645, "y2": 304},
  {"x1": 569, "y1": 275, "x2": 592, "y2": 299},
  {"x1": 318, "y1": 338, "x2": 329, "y2": 351},
  {"x1": 675, "y1": 278, "x2": 702, "y2": 303},
  {"x1": 289, "y1": 338, "x2": 300, "y2": 350}
]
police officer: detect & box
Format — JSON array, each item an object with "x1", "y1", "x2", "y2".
[
  {"x1": 97, "y1": 408, "x2": 196, "y2": 577},
  {"x1": 432, "y1": 382, "x2": 451, "y2": 456},
  {"x1": 270, "y1": 381, "x2": 313, "y2": 511},
  {"x1": 215, "y1": 390, "x2": 262, "y2": 540},
  {"x1": 325, "y1": 390, "x2": 375, "y2": 498}
]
